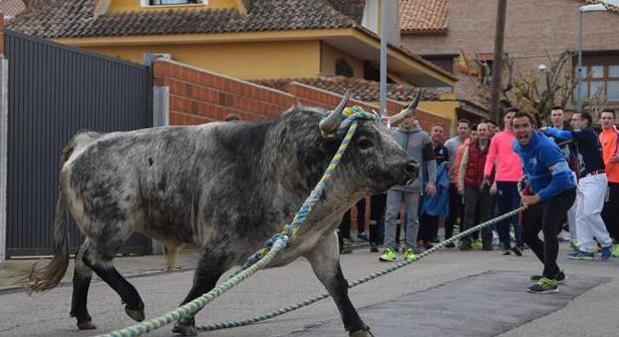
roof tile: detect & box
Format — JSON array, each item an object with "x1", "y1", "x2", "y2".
[
  {"x1": 253, "y1": 76, "x2": 445, "y2": 102},
  {"x1": 0, "y1": 0, "x2": 26, "y2": 18},
  {"x1": 8, "y1": 0, "x2": 358, "y2": 38},
  {"x1": 399, "y1": 0, "x2": 448, "y2": 34}
]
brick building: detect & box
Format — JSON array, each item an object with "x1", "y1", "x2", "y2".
[{"x1": 400, "y1": 0, "x2": 619, "y2": 120}]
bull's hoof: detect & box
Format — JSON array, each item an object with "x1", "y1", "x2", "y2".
[
  {"x1": 125, "y1": 306, "x2": 145, "y2": 322},
  {"x1": 77, "y1": 321, "x2": 97, "y2": 330},
  {"x1": 349, "y1": 328, "x2": 375, "y2": 337},
  {"x1": 172, "y1": 322, "x2": 197, "y2": 336}
]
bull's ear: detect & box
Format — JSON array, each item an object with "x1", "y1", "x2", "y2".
[
  {"x1": 319, "y1": 89, "x2": 351, "y2": 133},
  {"x1": 389, "y1": 89, "x2": 422, "y2": 126}
]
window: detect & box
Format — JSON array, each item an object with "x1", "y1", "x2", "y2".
[
  {"x1": 574, "y1": 53, "x2": 619, "y2": 102},
  {"x1": 335, "y1": 59, "x2": 354, "y2": 77},
  {"x1": 147, "y1": 0, "x2": 204, "y2": 5},
  {"x1": 422, "y1": 55, "x2": 456, "y2": 74}
]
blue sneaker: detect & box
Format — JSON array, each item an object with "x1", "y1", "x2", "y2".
[
  {"x1": 601, "y1": 245, "x2": 612, "y2": 261},
  {"x1": 568, "y1": 250, "x2": 594, "y2": 260},
  {"x1": 357, "y1": 232, "x2": 369, "y2": 242}
]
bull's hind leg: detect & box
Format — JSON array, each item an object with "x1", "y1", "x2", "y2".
[
  {"x1": 172, "y1": 246, "x2": 231, "y2": 336},
  {"x1": 81, "y1": 238, "x2": 146, "y2": 323},
  {"x1": 306, "y1": 232, "x2": 374, "y2": 337},
  {"x1": 70, "y1": 240, "x2": 96, "y2": 330}
]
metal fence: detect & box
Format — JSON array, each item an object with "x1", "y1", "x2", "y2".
[{"x1": 4, "y1": 30, "x2": 153, "y2": 256}]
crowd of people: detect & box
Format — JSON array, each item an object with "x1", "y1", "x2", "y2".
[{"x1": 337, "y1": 106, "x2": 619, "y2": 291}]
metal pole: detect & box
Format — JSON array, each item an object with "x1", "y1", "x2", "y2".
[
  {"x1": 379, "y1": 0, "x2": 388, "y2": 116},
  {"x1": 577, "y1": 11, "x2": 584, "y2": 113},
  {"x1": 490, "y1": 0, "x2": 507, "y2": 124}
]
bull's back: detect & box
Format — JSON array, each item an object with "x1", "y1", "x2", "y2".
[{"x1": 62, "y1": 126, "x2": 211, "y2": 243}]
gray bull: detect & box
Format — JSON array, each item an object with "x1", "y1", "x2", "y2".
[{"x1": 22, "y1": 93, "x2": 419, "y2": 336}]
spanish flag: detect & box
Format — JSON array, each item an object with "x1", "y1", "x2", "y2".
[{"x1": 458, "y1": 49, "x2": 470, "y2": 75}]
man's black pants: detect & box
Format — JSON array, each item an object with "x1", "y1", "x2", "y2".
[
  {"x1": 462, "y1": 185, "x2": 492, "y2": 244},
  {"x1": 522, "y1": 189, "x2": 576, "y2": 278},
  {"x1": 602, "y1": 182, "x2": 619, "y2": 242},
  {"x1": 446, "y1": 183, "x2": 463, "y2": 240}
]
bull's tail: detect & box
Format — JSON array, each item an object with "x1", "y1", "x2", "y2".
[
  {"x1": 20, "y1": 188, "x2": 70, "y2": 293},
  {"x1": 18, "y1": 131, "x2": 100, "y2": 293}
]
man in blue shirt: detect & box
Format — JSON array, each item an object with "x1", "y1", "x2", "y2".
[
  {"x1": 512, "y1": 112, "x2": 576, "y2": 294},
  {"x1": 543, "y1": 112, "x2": 612, "y2": 261}
]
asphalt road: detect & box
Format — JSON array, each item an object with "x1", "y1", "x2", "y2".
[{"x1": 1, "y1": 243, "x2": 618, "y2": 337}]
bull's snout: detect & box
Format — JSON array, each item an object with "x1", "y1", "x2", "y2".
[{"x1": 404, "y1": 160, "x2": 419, "y2": 185}]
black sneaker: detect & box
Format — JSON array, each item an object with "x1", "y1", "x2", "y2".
[
  {"x1": 528, "y1": 277, "x2": 559, "y2": 294},
  {"x1": 369, "y1": 243, "x2": 379, "y2": 253},
  {"x1": 482, "y1": 243, "x2": 493, "y2": 251},
  {"x1": 531, "y1": 271, "x2": 567, "y2": 284},
  {"x1": 459, "y1": 240, "x2": 473, "y2": 251},
  {"x1": 445, "y1": 242, "x2": 456, "y2": 248},
  {"x1": 511, "y1": 246, "x2": 522, "y2": 256}
]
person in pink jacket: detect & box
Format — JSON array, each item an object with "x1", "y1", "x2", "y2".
[{"x1": 483, "y1": 108, "x2": 525, "y2": 255}]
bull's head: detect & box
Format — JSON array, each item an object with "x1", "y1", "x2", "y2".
[{"x1": 318, "y1": 90, "x2": 420, "y2": 195}]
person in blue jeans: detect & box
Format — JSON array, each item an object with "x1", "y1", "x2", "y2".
[{"x1": 512, "y1": 112, "x2": 576, "y2": 294}]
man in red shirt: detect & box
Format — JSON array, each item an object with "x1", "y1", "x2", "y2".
[{"x1": 457, "y1": 123, "x2": 493, "y2": 250}]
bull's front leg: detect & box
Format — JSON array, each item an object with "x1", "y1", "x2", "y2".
[
  {"x1": 305, "y1": 232, "x2": 374, "y2": 337},
  {"x1": 172, "y1": 246, "x2": 230, "y2": 336}
]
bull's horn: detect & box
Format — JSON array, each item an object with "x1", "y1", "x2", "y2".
[
  {"x1": 319, "y1": 89, "x2": 352, "y2": 133},
  {"x1": 389, "y1": 89, "x2": 422, "y2": 126}
]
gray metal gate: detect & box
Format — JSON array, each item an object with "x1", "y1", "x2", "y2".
[{"x1": 5, "y1": 30, "x2": 153, "y2": 257}]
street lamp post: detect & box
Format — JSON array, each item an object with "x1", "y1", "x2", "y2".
[{"x1": 577, "y1": 3, "x2": 607, "y2": 113}]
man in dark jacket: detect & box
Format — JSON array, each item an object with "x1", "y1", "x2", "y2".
[
  {"x1": 419, "y1": 125, "x2": 449, "y2": 249},
  {"x1": 543, "y1": 112, "x2": 612, "y2": 261}
]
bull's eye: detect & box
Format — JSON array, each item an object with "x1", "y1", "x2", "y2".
[{"x1": 358, "y1": 138, "x2": 374, "y2": 150}]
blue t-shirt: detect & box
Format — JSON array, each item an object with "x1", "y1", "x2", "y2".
[{"x1": 513, "y1": 131, "x2": 576, "y2": 201}]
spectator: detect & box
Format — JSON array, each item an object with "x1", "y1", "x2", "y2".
[
  {"x1": 419, "y1": 125, "x2": 450, "y2": 249},
  {"x1": 544, "y1": 112, "x2": 613, "y2": 261},
  {"x1": 457, "y1": 123, "x2": 493, "y2": 250},
  {"x1": 338, "y1": 211, "x2": 353, "y2": 254},
  {"x1": 380, "y1": 110, "x2": 437, "y2": 262},
  {"x1": 368, "y1": 193, "x2": 386, "y2": 252},
  {"x1": 549, "y1": 106, "x2": 580, "y2": 250},
  {"x1": 484, "y1": 108, "x2": 524, "y2": 256},
  {"x1": 355, "y1": 199, "x2": 369, "y2": 241},
  {"x1": 486, "y1": 119, "x2": 498, "y2": 138},
  {"x1": 599, "y1": 109, "x2": 619, "y2": 257},
  {"x1": 444, "y1": 119, "x2": 471, "y2": 247}
]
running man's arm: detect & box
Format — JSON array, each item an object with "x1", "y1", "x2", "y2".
[
  {"x1": 535, "y1": 145, "x2": 576, "y2": 201},
  {"x1": 544, "y1": 127, "x2": 576, "y2": 141}
]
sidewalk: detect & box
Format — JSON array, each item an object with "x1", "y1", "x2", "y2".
[{"x1": 0, "y1": 250, "x2": 201, "y2": 294}]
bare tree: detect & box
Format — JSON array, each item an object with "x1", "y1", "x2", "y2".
[
  {"x1": 472, "y1": 50, "x2": 581, "y2": 122},
  {"x1": 587, "y1": 89, "x2": 609, "y2": 122}
]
